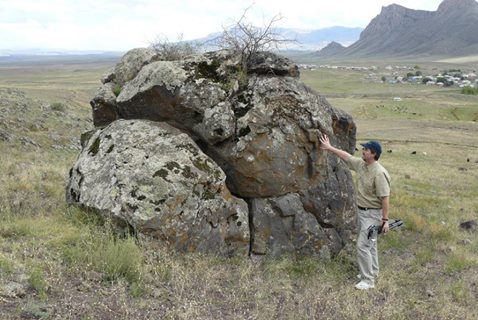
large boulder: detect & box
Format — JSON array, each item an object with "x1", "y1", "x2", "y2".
[
  {"x1": 112, "y1": 47, "x2": 161, "y2": 86},
  {"x1": 72, "y1": 48, "x2": 357, "y2": 257},
  {"x1": 110, "y1": 51, "x2": 355, "y2": 198},
  {"x1": 67, "y1": 119, "x2": 249, "y2": 256},
  {"x1": 90, "y1": 83, "x2": 119, "y2": 127},
  {"x1": 215, "y1": 75, "x2": 347, "y2": 197}
]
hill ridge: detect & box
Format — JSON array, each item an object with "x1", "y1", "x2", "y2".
[{"x1": 340, "y1": 0, "x2": 478, "y2": 57}]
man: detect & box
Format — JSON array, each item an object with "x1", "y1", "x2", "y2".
[{"x1": 319, "y1": 134, "x2": 390, "y2": 290}]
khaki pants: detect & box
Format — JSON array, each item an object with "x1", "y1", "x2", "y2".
[{"x1": 357, "y1": 208, "x2": 382, "y2": 285}]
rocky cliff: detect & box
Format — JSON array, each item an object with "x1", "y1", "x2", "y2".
[
  {"x1": 67, "y1": 47, "x2": 357, "y2": 257},
  {"x1": 342, "y1": 0, "x2": 478, "y2": 57}
]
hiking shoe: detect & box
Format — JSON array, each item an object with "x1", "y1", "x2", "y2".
[{"x1": 355, "y1": 280, "x2": 375, "y2": 290}]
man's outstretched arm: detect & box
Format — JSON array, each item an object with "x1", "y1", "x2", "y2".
[{"x1": 319, "y1": 134, "x2": 352, "y2": 161}]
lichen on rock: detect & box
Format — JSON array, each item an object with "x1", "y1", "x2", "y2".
[
  {"x1": 67, "y1": 120, "x2": 249, "y2": 256},
  {"x1": 69, "y1": 47, "x2": 357, "y2": 257}
]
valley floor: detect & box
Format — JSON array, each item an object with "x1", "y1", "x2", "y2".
[{"x1": 0, "y1": 56, "x2": 477, "y2": 319}]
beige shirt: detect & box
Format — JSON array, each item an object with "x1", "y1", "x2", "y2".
[{"x1": 345, "y1": 156, "x2": 391, "y2": 209}]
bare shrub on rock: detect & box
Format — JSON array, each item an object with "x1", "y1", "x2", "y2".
[
  {"x1": 215, "y1": 7, "x2": 295, "y2": 72},
  {"x1": 151, "y1": 33, "x2": 201, "y2": 61}
]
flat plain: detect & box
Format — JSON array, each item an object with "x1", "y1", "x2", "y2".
[{"x1": 0, "y1": 54, "x2": 477, "y2": 319}]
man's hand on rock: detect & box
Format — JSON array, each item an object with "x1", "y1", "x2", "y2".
[{"x1": 319, "y1": 134, "x2": 332, "y2": 150}]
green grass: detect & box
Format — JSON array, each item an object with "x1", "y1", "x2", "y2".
[
  {"x1": 445, "y1": 252, "x2": 477, "y2": 274},
  {"x1": 62, "y1": 232, "x2": 144, "y2": 283},
  {"x1": 50, "y1": 101, "x2": 67, "y2": 112},
  {"x1": 112, "y1": 83, "x2": 122, "y2": 96},
  {"x1": 449, "y1": 281, "x2": 470, "y2": 303},
  {"x1": 461, "y1": 86, "x2": 478, "y2": 95},
  {"x1": 28, "y1": 264, "x2": 48, "y2": 300},
  {"x1": 0, "y1": 254, "x2": 14, "y2": 275},
  {"x1": 301, "y1": 69, "x2": 478, "y2": 122}
]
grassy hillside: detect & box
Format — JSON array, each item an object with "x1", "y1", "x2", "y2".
[{"x1": 0, "y1": 55, "x2": 477, "y2": 319}]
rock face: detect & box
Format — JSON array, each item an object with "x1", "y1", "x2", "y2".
[
  {"x1": 341, "y1": 0, "x2": 478, "y2": 57},
  {"x1": 67, "y1": 120, "x2": 249, "y2": 255},
  {"x1": 90, "y1": 82, "x2": 119, "y2": 127},
  {"x1": 68, "y1": 48, "x2": 357, "y2": 257},
  {"x1": 250, "y1": 193, "x2": 343, "y2": 258}
]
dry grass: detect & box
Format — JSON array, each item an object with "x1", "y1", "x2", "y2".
[{"x1": 0, "y1": 55, "x2": 477, "y2": 319}]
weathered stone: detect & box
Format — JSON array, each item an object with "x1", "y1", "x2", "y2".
[
  {"x1": 80, "y1": 129, "x2": 96, "y2": 148},
  {"x1": 90, "y1": 82, "x2": 119, "y2": 127},
  {"x1": 216, "y1": 75, "x2": 355, "y2": 198},
  {"x1": 300, "y1": 155, "x2": 356, "y2": 242},
  {"x1": 247, "y1": 51, "x2": 300, "y2": 77},
  {"x1": 116, "y1": 60, "x2": 192, "y2": 126},
  {"x1": 179, "y1": 78, "x2": 227, "y2": 113},
  {"x1": 250, "y1": 193, "x2": 337, "y2": 257},
  {"x1": 114, "y1": 47, "x2": 161, "y2": 86},
  {"x1": 116, "y1": 58, "x2": 235, "y2": 145},
  {"x1": 192, "y1": 101, "x2": 235, "y2": 144},
  {"x1": 70, "y1": 48, "x2": 358, "y2": 257},
  {"x1": 101, "y1": 67, "x2": 116, "y2": 84},
  {"x1": 67, "y1": 120, "x2": 249, "y2": 256},
  {"x1": 459, "y1": 220, "x2": 477, "y2": 231}
]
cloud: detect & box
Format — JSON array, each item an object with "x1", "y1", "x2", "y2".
[{"x1": 0, "y1": 0, "x2": 444, "y2": 50}]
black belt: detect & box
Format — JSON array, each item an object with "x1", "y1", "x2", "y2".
[{"x1": 358, "y1": 206, "x2": 381, "y2": 211}]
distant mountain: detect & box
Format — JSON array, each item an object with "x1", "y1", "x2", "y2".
[
  {"x1": 0, "y1": 27, "x2": 362, "y2": 57},
  {"x1": 315, "y1": 41, "x2": 346, "y2": 58},
  {"x1": 275, "y1": 27, "x2": 362, "y2": 50},
  {"x1": 340, "y1": 0, "x2": 478, "y2": 58},
  {"x1": 198, "y1": 26, "x2": 363, "y2": 51}
]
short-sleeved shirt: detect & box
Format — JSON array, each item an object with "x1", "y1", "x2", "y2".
[{"x1": 345, "y1": 156, "x2": 391, "y2": 209}]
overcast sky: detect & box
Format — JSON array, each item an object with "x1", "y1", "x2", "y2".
[{"x1": 0, "y1": 0, "x2": 445, "y2": 51}]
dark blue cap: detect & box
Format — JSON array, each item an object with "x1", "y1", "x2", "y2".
[{"x1": 360, "y1": 141, "x2": 382, "y2": 158}]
